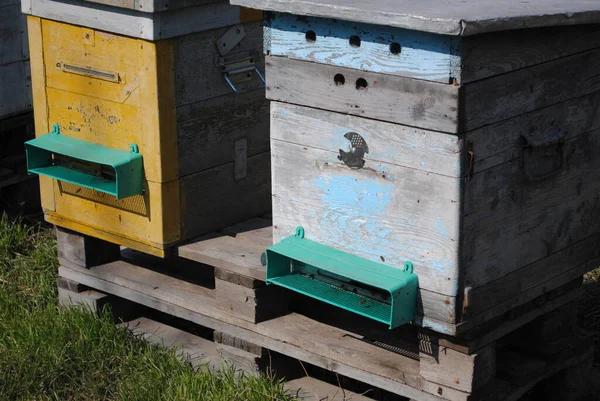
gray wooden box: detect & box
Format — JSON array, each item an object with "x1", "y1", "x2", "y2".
[
  {"x1": 233, "y1": 0, "x2": 600, "y2": 335},
  {"x1": 1, "y1": 0, "x2": 31, "y2": 120}
]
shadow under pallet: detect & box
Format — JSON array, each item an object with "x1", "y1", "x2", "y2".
[{"x1": 56, "y1": 219, "x2": 594, "y2": 401}]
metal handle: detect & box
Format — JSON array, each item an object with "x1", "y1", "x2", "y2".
[
  {"x1": 223, "y1": 66, "x2": 265, "y2": 94},
  {"x1": 520, "y1": 129, "x2": 566, "y2": 181}
]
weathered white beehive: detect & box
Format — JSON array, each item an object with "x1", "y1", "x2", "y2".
[
  {"x1": 22, "y1": 0, "x2": 270, "y2": 257},
  {"x1": 232, "y1": 0, "x2": 600, "y2": 335}
]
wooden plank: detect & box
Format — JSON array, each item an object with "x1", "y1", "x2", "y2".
[
  {"x1": 56, "y1": 260, "x2": 472, "y2": 401},
  {"x1": 284, "y1": 377, "x2": 376, "y2": 401},
  {"x1": 271, "y1": 138, "x2": 460, "y2": 299},
  {"x1": 25, "y1": 0, "x2": 245, "y2": 40},
  {"x1": 467, "y1": 91, "x2": 600, "y2": 174},
  {"x1": 174, "y1": 21, "x2": 264, "y2": 106},
  {"x1": 180, "y1": 151, "x2": 271, "y2": 240},
  {"x1": 56, "y1": 226, "x2": 121, "y2": 268},
  {"x1": 231, "y1": 0, "x2": 600, "y2": 37},
  {"x1": 465, "y1": 235, "x2": 600, "y2": 319},
  {"x1": 0, "y1": 4, "x2": 27, "y2": 65},
  {"x1": 420, "y1": 343, "x2": 495, "y2": 393},
  {"x1": 267, "y1": 12, "x2": 460, "y2": 83},
  {"x1": 176, "y1": 90, "x2": 269, "y2": 177},
  {"x1": 215, "y1": 278, "x2": 288, "y2": 323},
  {"x1": 220, "y1": 217, "x2": 272, "y2": 247},
  {"x1": 177, "y1": 234, "x2": 267, "y2": 281},
  {"x1": 266, "y1": 56, "x2": 460, "y2": 133},
  {"x1": 271, "y1": 102, "x2": 463, "y2": 177},
  {"x1": 119, "y1": 317, "x2": 220, "y2": 368},
  {"x1": 0, "y1": 61, "x2": 31, "y2": 120},
  {"x1": 462, "y1": 48, "x2": 600, "y2": 130},
  {"x1": 463, "y1": 127, "x2": 600, "y2": 290},
  {"x1": 79, "y1": 0, "x2": 219, "y2": 12},
  {"x1": 461, "y1": 24, "x2": 600, "y2": 83}
]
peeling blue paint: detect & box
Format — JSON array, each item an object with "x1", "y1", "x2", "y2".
[
  {"x1": 434, "y1": 216, "x2": 449, "y2": 238},
  {"x1": 267, "y1": 12, "x2": 461, "y2": 83}
]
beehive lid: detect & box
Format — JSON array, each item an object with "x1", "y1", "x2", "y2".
[{"x1": 230, "y1": 0, "x2": 600, "y2": 36}]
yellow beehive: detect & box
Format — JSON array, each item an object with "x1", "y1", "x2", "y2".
[{"x1": 25, "y1": 3, "x2": 269, "y2": 257}]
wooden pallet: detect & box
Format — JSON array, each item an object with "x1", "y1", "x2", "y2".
[{"x1": 55, "y1": 219, "x2": 594, "y2": 401}]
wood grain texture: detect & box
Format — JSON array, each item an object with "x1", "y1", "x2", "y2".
[
  {"x1": 220, "y1": 217, "x2": 272, "y2": 247},
  {"x1": 266, "y1": 56, "x2": 460, "y2": 133},
  {"x1": 180, "y1": 151, "x2": 271, "y2": 240},
  {"x1": 231, "y1": 0, "x2": 600, "y2": 36},
  {"x1": 271, "y1": 102, "x2": 463, "y2": 177},
  {"x1": 284, "y1": 377, "x2": 376, "y2": 401},
  {"x1": 462, "y1": 48, "x2": 600, "y2": 130},
  {"x1": 0, "y1": 61, "x2": 32, "y2": 119},
  {"x1": 57, "y1": 260, "x2": 467, "y2": 401},
  {"x1": 0, "y1": 3, "x2": 28, "y2": 65},
  {"x1": 56, "y1": 226, "x2": 121, "y2": 268},
  {"x1": 271, "y1": 134, "x2": 460, "y2": 297},
  {"x1": 467, "y1": 91, "x2": 600, "y2": 174},
  {"x1": 119, "y1": 317, "x2": 220, "y2": 368},
  {"x1": 79, "y1": 0, "x2": 219, "y2": 13},
  {"x1": 461, "y1": 24, "x2": 600, "y2": 83},
  {"x1": 176, "y1": 90, "x2": 269, "y2": 177},
  {"x1": 175, "y1": 21, "x2": 264, "y2": 106},
  {"x1": 215, "y1": 278, "x2": 288, "y2": 323},
  {"x1": 463, "y1": 127, "x2": 600, "y2": 290},
  {"x1": 420, "y1": 343, "x2": 495, "y2": 393},
  {"x1": 178, "y1": 234, "x2": 267, "y2": 281},
  {"x1": 24, "y1": 0, "x2": 245, "y2": 40},
  {"x1": 267, "y1": 12, "x2": 460, "y2": 83}
]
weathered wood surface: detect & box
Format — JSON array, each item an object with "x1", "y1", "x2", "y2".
[
  {"x1": 267, "y1": 12, "x2": 460, "y2": 83},
  {"x1": 420, "y1": 343, "x2": 495, "y2": 393},
  {"x1": 175, "y1": 21, "x2": 264, "y2": 106},
  {"x1": 466, "y1": 91, "x2": 600, "y2": 174},
  {"x1": 0, "y1": 61, "x2": 32, "y2": 119},
  {"x1": 79, "y1": 0, "x2": 220, "y2": 13},
  {"x1": 178, "y1": 234, "x2": 267, "y2": 281},
  {"x1": 0, "y1": 3, "x2": 28, "y2": 65},
  {"x1": 56, "y1": 226, "x2": 121, "y2": 268},
  {"x1": 270, "y1": 104, "x2": 461, "y2": 297},
  {"x1": 463, "y1": 126, "x2": 600, "y2": 290},
  {"x1": 119, "y1": 317, "x2": 220, "y2": 368},
  {"x1": 284, "y1": 377, "x2": 376, "y2": 401},
  {"x1": 176, "y1": 90, "x2": 269, "y2": 177},
  {"x1": 56, "y1": 260, "x2": 478, "y2": 401},
  {"x1": 180, "y1": 150, "x2": 271, "y2": 240},
  {"x1": 220, "y1": 217, "x2": 272, "y2": 247},
  {"x1": 215, "y1": 278, "x2": 288, "y2": 323},
  {"x1": 231, "y1": 0, "x2": 600, "y2": 36},
  {"x1": 460, "y1": 24, "x2": 600, "y2": 83},
  {"x1": 462, "y1": 48, "x2": 600, "y2": 130},
  {"x1": 266, "y1": 56, "x2": 460, "y2": 133},
  {"x1": 23, "y1": 0, "x2": 247, "y2": 40}
]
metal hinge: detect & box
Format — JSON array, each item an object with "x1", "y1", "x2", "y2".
[{"x1": 216, "y1": 24, "x2": 265, "y2": 94}]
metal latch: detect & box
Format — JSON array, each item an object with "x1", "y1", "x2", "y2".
[{"x1": 216, "y1": 24, "x2": 265, "y2": 94}]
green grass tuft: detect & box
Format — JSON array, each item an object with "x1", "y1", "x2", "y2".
[{"x1": 0, "y1": 215, "x2": 293, "y2": 401}]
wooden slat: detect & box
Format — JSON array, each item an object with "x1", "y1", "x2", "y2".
[
  {"x1": 461, "y1": 24, "x2": 600, "y2": 83},
  {"x1": 467, "y1": 91, "x2": 600, "y2": 174},
  {"x1": 180, "y1": 151, "x2": 271, "y2": 240},
  {"x1": 462, "y1": 48, "x2": 600, "y2": 130},
  {"x1": 0, "y1": 61, "x2": 31, "y2": 120},
  {"x1": 118, "y1": 317, "x2": 220, "y2": 368},
  {"x1": 463, "y1": 128, "x2": 600, "y2": 290},
  {"x1": 176, "y1": 90, "x2": 269, "y2": 177},
  {"x1": 284, "y1": 377, "x2": 376, "y2": 401},
  {"x1": 266, "y1": 56, "x2": 460, "y2": 133},
  {"x1": 220, "y1": 217, "x2": 272, "y2": 247},
  {"x1": 178, "y1": 234, "x2": 266, "y2": 281},
  {"x1": 230, "y1": 0, "x2": 600, "y2": 36}
]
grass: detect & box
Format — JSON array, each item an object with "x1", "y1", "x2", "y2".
[{"x1": 0, "y1": 213, "x2": 294, "y2": 401}]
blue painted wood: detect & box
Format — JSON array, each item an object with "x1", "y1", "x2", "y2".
[{"x1": 266, "y1": 12, "x2": 461, "y2": 84}]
